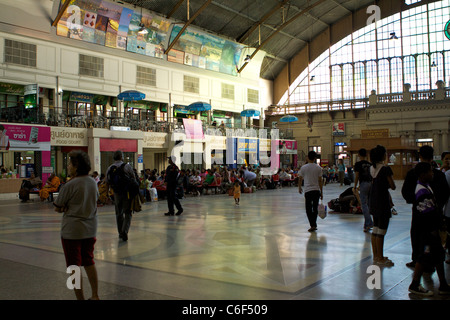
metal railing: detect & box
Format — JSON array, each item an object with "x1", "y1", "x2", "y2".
[{"x1": 0, "y1": 107, "x2": 294, "y2": 139}]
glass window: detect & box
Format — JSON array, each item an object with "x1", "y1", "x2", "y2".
[{"x1": 280, "y1": 1, "x2": 450, "y2": 111}]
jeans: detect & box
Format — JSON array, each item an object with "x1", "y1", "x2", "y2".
[
  {"x1": 359, "y1": 181, "x2": 373, "y2": 228},
  {"x1": 305, "y1": 190, "x2": 321, "y2": 228},
  {"x1": 114, "y1": 192, "x2": 132, "y2": 237}
]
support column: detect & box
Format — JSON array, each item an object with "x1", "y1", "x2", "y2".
[
  {"x1": 88, "y1": 130, "x2": 101, "y2": 174},
  {"x1": 442, "y1": 130, "x2": 449, "y2": 152},
  {"x1": 433, "y1": 130, "x2": 441, "y2": 155}
]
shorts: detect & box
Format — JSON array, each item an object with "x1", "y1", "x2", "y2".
[
  {"x1": 373, "y1": 215, "x2": 390, "y2": 234},
  {"x1": 61, "y1": 237, "x2": 96, "y2": 267}
]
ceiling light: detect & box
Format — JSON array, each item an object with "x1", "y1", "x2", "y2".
[{"x1": 244, "y1": 55, "x2": 251, "y2": 63}]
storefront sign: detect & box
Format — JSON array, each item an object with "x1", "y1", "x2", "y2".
[
  {"x1": 361, "y1": 129, "x2": 389, "y2": 139},
  {"x1": 332, "y1": 123, "x2": 345, "y2": 136},
  {"x1": 0, "y1": 123, "x2": 50, "y2": 151},
  {"x1": 51, "y1": 127, "x2": 87, "y2": 146},
  {"x1": 143, "y1": 132, "x2": 168, "y2": 148},
  {"x1": 70, "y1": 92, "x2": 95, "y2": 103},
  {"x1": 207, "y1": 136, "x2": 226, "y2": 150}
]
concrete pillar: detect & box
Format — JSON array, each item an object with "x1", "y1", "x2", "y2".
[
  {"x1": 442, "y1": 130, "x2": 449, "y2": 152},
  {"x1": 433, "y1": 130, "x2": 441, "y2": 155},
  {"x1": 87, "y1": 131, "x2": 101, "y2": 174}
]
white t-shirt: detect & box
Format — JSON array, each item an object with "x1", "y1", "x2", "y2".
[
  {"x1": 299, "y1": 162, "x2": 322, "y2": 193},
  {"x1": 55, "y1": 175, "x2": 99, "y2": 239}
]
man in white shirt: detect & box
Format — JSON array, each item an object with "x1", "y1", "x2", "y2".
[{"x1": 298, "y1": 151, "x2": 324, "y2": 232}]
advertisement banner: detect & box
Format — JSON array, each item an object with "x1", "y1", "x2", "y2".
[
  {"x1": 277, "y1": 140, "x2": 297, "y2": 154},
  {"x1": 182, "y1": 119, "x2": 204, "y2": 140},
  {"x1": 332, "y1": 123, "x2": 345, "y2": 136},
  {"x1": 0, "y1": 123, "x2": 51, "y2": 151}
]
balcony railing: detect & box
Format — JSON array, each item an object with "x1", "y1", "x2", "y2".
[{"x1": 0, "y1": 107, "x2": 294, "y2": 139}]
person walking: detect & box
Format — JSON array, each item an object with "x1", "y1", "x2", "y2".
[
  {"x1": 337, "y1": 159, "x2": 346, "y2": 186},
  {"x1": 353, "y1": 148, "x2": 373, "y2": 232},
  {"x1": 402, "y1": 146, "x2": 449, "y2": 269},
  {"x1": 408, "y1": 162, "x2": 450, "y2": 296},
  {"x1": 54, "y1": 150, "x2": 100, "y2": 300},
  {"x1": 164, "y1": 156, "x2": 183, "y2": 216},
  {"x1": 369, "y1": 145, "x2": 396, "y2": 267},
  {"x1": 106, "y1": 150, "x2": 138, "y2": 241},
  {"x1": 298, "y1": 151, "x2": 323, "y2": 232},
  {"x1": 233, "y1": 180, "x2": 241, "y2": 206}
]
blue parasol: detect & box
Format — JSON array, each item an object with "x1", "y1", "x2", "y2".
[
  {"x1": 117, "y1": 90, "x2": 146, "y2": 101},
  {"x1": 279, "y1": 115, "x2": 298, "y2": 123},
  {"x1": 186, "y1": 101, "x2": 212, "y2": 112},
  {"x1": 240, "y1": 109, "x2": 261, "y2": 117}
]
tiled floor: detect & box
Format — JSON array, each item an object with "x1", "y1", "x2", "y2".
[{"x1": 1, "y1": 180, "x2": 449, "y2": 301}]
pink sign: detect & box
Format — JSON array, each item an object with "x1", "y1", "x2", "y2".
[
  {"x1": 182, "y1": 119, "x2": 204, "y2": 140},
  {"x1": 277, "y1": 140, "x2": 297, "y2": 154},
  {"x1": 0, "y1": 123, "x2": 51, "y2": 151}
]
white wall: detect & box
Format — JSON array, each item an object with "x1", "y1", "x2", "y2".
[{"x1": 0, "y1": 0, "x2": 273, "y2": 113}]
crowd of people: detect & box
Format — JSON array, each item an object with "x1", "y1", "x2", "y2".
[{"x1": 13, "y1": 144, "x2": 450, "y2": 299}]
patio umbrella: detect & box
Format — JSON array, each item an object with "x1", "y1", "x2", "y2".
[
  {"x1": 279, "y1": 115, "x2": 298, "y2": 123},
  {"x1": 279, "y1": 115, "x2": 298, "y2": 129},
  {"x1": 117, "y1": 90, "x2": 146, "y2": 101},
  {"x1": 240, "y1": 109, "x2": 261, "y2": 117},
  {"x1": 186, "y1": 101, "x2": 212, "y2": 112}
]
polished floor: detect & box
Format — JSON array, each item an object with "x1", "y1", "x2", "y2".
[{"x1": 1, "y1": 179, "x2": 450, "y2": 301}]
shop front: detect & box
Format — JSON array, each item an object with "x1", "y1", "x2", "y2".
[
  {"x1": 0, "y1": 123, "x2": 51, "y2": 196},
  {"x1": 50, "y1": 127, "x2": 88, "y2": 180},
  {"x1": 142, "y1": 132, "x2": 169, "y2": 173},
  {"x1": 349, "y1": 129, "x2": 418, "y2": 179}
]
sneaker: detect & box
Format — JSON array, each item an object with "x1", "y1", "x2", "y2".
[
  {"x1": 175, "y1": 210, "x2": 183, "y2": 216},
  {"x1": 164, "y1": 212, "x2": 174, "y2": 216},
  {"x1": 409, "y1": 284, "x2": 433, "y2": 296},
  {"x1": 406, "y1": 261, "x2": 416, "y2": 268},
  {"x1": 391, "y1": 208, "x2": 398, "y2": 215},
  {"x1": 308, "y1": 227, "x2": 317, "y2": 232}
]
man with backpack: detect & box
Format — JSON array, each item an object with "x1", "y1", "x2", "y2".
[{"x1": 106, "y1": 150, "x2": 139, "y2": 241}]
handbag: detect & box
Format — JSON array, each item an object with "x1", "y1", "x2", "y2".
[{"x1": 318, "y1": 201, "x2": 327, "y2": 219}]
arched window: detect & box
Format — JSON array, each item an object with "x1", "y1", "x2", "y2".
[{"x1": 280, "y1": 0, "x2": 450, "y2": 111}]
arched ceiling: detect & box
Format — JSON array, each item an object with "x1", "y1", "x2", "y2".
[{"x1": 118, "y1": 0, "x2": 376, "y2": 80}]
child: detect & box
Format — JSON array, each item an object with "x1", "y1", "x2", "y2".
[
  {"x1": 233, "y1": 181, "x2": 241, "y2": 206},
  {"x1": 408, "y1": 162, "x2": 450, "y2": 296}
]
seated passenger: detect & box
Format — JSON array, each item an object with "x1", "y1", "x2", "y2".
[
  {"x1": 203, "y1": 169, "x2": 217, "y2": 186},
  {"x1": 39, "y1": 173, "x2": 61, "y2": 201},
  {"x1": 19, "y1": 172, "x2": 42, "y2": 202}
]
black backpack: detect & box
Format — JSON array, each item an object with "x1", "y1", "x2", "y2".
[{"x1": 108, "y1": 163, "x2": 139, "y2": 197}]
